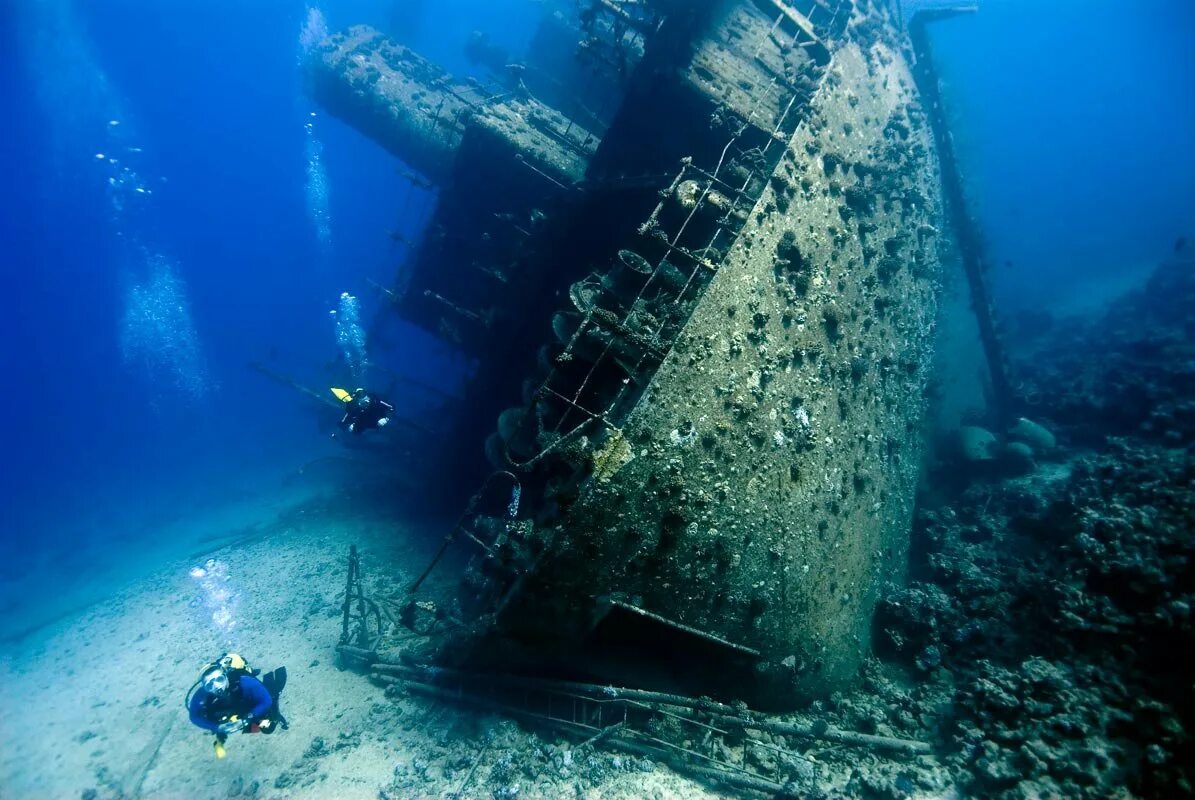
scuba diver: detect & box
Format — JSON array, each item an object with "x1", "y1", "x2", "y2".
[
  {"x1": 331, "y1": 387, "x2": 394, "y2": 434},
  {"x1": 186, "y1": 653, "x2": 288, "y2": 758}
]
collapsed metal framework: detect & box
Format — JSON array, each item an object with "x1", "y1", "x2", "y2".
[
  {"x1": 495, "y1": 1, "x2": 842, "y2": 473},
  {"x1": 385, "y1": 665, "x2": 820, "y2": 796},
  {"x1": 336, "y1": 630, "x2": 931, "y2": 797},
  {"x1": 335, "y1": 536, "x2": 933, "y2": 795},
  {"x1": 339, "y1": 545, "x2": 384, "y2": 650}
]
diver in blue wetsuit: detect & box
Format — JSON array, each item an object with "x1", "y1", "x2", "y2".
[{"x1": 186, "y1": 653, "x2": 288, "y2": 757}]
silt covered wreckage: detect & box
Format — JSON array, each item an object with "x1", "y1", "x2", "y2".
[{"x1": 309, "y1": 0, "x2": 975, "y2": 756}]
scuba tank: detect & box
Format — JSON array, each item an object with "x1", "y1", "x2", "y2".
[{"x1": 183, "y1": 653, "x2": 259, "y2": 708}]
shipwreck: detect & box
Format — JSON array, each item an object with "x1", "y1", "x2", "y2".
[{"x1": 307, "y1": 0, "x2": 997, "y2": 740}]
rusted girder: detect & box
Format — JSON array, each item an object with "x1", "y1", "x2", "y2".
[
  {"x1": 750, "y1": 0, "x2": 832, "y2": 65},
  {"x1": 908, "y1": 7, "x2": 1017, "y2": 425}
]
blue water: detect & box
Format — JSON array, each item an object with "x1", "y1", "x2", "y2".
[
  {"x1": 926, "y1": 0, "x2": 1195, "y2": 313},
  {"x1": 0, "y1": 1, "x2": 542, "y2": 570},
  {"x1": 0, "y1": 0, "x2": 1185, "y2": 627}
]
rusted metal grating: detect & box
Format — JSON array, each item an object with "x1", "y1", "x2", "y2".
[{"x1": 503, "y1": 35, "x2": 820, "y2": 466}]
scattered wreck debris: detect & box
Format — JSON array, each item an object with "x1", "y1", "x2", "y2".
[
  {"x1": 339, "y1": 545, "x2": 383, "y2": 652},
  {"x1": 336, "y1": 546, "x2": 933, "y2": 796}
]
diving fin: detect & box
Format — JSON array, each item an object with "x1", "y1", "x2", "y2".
[
  {"x1": 262, "y1": 666, "x2": 287, "y2": 695},
  {"x1": 214, "y1": 738, "x2": 226, "y2": 759},
  {"x1": 331, "y1": 387, "x2": 353, "y2": 403}
]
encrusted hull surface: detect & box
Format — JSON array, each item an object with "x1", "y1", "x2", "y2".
[
  {"x1": 489, "y1": 32, "x2": 945, "y2": 704},
  {"x1": 310, "y1": 0, "x2": 948, "y2": 707}
]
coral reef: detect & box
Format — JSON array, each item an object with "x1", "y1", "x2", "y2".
[
  {"x1": 1011, "y1": 256, "x2": 1195, "y2": 447},
  {"x1": 864, "y1": 257, "x2": 1195, "y2": 798}
]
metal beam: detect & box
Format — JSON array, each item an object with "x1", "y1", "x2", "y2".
[{"x1": 908, "y1": 8, "x2": 1018, "y2": 425}]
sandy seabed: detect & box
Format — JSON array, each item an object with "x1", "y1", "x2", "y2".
[{"x1": 0, "y1": 490, "x2": 715, "y2": 800}]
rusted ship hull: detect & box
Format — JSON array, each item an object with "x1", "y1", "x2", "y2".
[{"x1": 309, "y1": 0, "x2": 948, "y2": 706}]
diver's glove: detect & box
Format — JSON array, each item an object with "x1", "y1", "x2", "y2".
[{"x1": 217, "y1": 720, "x2": 246, "y2": 735}]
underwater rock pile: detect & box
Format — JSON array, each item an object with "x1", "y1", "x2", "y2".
[
  {"x1": 862, "y1": 258, "x2": 1195, "y2": 798},
  {"x1": 1012, "y1": 255, "x2": 1195, "y2": 448},
  {"x1": 874, "y1": 443, "x2": 1192, "y2": 798}
]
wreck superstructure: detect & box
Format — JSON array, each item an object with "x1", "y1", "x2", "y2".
[{"x1": 308, "y1": 0, "x2": 949, "y2": 707}]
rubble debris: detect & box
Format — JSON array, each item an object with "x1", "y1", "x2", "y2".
[{"x1": 871, "y1": 254, "x2": 1195, "y2": 798}]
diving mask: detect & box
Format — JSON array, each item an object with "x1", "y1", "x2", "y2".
[{"x1": 202, "y1": 668, "x2": 230, "y2": 697}]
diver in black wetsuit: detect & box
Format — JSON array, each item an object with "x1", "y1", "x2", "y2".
[{"x1": 332, "y1": 387, "x2": 394, "y2": 434}]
